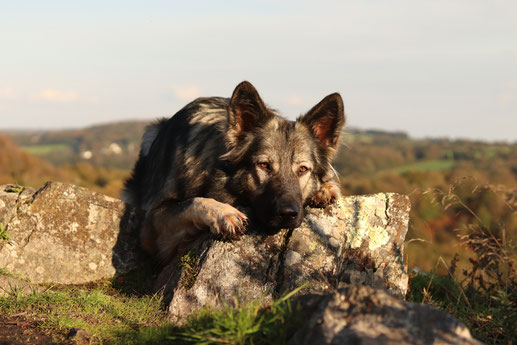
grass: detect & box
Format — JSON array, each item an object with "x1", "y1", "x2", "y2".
[
  {"x1": 0, "y1": 281, "x2": 170, "y2": 344},
  {"x1": 390, "y1": 159, "x2": 455, "y2": 173},
  {"x1": 407, "y1": 268, "x2": 516, "y2": 344},
  {"x1": 0, "y1": 267, "x2": 12, "y2": 277},
  {"x1": 0, "y1": 277, "x2": 305, "y2": 345},
  {"x1": 21, "y1": 144, "x2": 69, "y2": 155},
  {"x1": 407, "y1": 185, "x2": 517, "y2": 345},
  {"x1": 179, "y1": 251, "x2": 200, "y2": 290},
  {"x1": 168, "y1": 286, "x2": 304, "y2": 345},
  {"x1": 0, "y1": 224, "x2": 9, "y2": 241},
  {"x1": 4, "y1": 185, "x2": 23, "y2": 194}
]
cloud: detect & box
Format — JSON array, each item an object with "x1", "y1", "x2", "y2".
[
  {"x1": 172, "y1": 84, "x2": 201, "y2": 101},
  {"x1": 32, "y1": 89, "x2": 79, "y2": 103},
  {"x1": 0, "y1": 87, "x2": 16, "y2": 100},
  {"x1": 287, "y1": 96, "x2": 303, "y2": 105}
]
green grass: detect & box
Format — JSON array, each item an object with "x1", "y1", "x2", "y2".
[
  {"x1": 4, "y1": 185, "x2": 23, "y2": 194},
  {"x1": 179, "y1": 251, "x2": 200, "y2": 290},
  {"x1": 0, "y1": 282, "x2": 169, "y2": 344},
  {"x1": 167, "y1": 286, "x2": 304, "y2": 345},
  {"x1": 391, "y1": 159, "x2": 455, "y2": 173},
  {"x1": 0, "y1": 278, "x2": 305, "y2": 345},
  {"x1": 0, "y1": 267, "x2": 12, "y2": 276},
  {"x1": 21, "y1": 144, "x2": 70, "y2": 155},
  {"x1": 0, "y1": 224, "x2": 9, "y2": 241}
]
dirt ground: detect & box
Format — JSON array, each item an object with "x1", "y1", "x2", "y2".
[{"x1": 0, "y1": 315, "x2": 68, "y2": 345}]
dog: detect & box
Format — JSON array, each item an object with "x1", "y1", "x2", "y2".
[{"x1": 122, "y1": 81, "x2": 345, "y2": 261}]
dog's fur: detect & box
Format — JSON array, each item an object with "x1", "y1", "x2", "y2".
[{"x1": 123, "y1": 81, "x2": 345, "y2": 261}]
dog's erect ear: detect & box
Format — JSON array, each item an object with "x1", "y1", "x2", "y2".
[
  {"x1": 298, "y1": 93, "x2": 345, "y2": 151},
  {"x1": 227, "y1": 81, "x2": 271, "y2": 145}
]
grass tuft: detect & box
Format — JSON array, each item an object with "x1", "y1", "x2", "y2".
[
  {"x1": 180, "y1": 250, "x2": 200, "y2": 290},
  {"x1": 168, "y1": 285, "x2": 306, "y2": 345},
  {"x1": 4, "y1": 185, "x2": 24, "y2": 194},
  {"x1": 0, "y1": 224, "x2": 9, "y2": 241}
]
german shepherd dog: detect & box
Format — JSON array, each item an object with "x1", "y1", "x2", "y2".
[{"x1": 123, "y1": 81, "x2": 345, "y2": 261}]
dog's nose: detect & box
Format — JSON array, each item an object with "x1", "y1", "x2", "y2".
[{"x1": 277, "y1": 204, "x2": 300, "y2": 225}]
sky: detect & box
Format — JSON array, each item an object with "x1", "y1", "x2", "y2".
[{"x1": 1, "y1": 0, "x2": 516, "y2": 142}]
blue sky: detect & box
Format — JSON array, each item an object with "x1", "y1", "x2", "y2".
[{"x1": 1, "y1": 0, "x2": 516, "y2": 141}]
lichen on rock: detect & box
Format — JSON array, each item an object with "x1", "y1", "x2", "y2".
[
  {"x1": 156, "y1": 193, "x2": 411, "y2": 321},
  {"x1": 0, "y1": 182, "x2": 144, "y2": 284}
]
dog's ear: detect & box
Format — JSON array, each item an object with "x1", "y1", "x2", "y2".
[
  {"x1": 227, "y1": 81, "x2": 271, "y2": 145},
  {"x1": 298, "y1": 93, "x2": 345, "y2": 151}
]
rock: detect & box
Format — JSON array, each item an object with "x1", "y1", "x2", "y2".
[
  {"x1": 289, "y1": 285, "x2": 483, "y2": 345},
  {"x1": 66, "y1": 327, "x2": 92, "y2": 345},
  {"x1": 0, "y1": 275, "x2": 41, "y2": 297},
  {"x1": 283, "y1": 194, "x2": 410, "y2": 297},
  {"x1": 0, "y1": 182, "x2": 144, "y2": 284},
  {"x1": 159, "y1": 231, "x2": 286, "y2": 323},
  {"x1": 157, "y1": 193, "x2": 410, "y2": 322},
  {"x1": 0, "y1": 185, "x2": 35, "y2": 227}
]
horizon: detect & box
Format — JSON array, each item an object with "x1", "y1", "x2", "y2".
[
  {"x1": 1, "y1": 1, "x2": 516, "y2": 142},
  {"x1": 2, "y1": 118, "x2": 516, "y2": 145}
]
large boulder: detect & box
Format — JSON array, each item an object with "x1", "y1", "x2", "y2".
[
  {"x1": 157, "y1": 193, "x2": 411, "y2": 322},
  {"x1": 290, "y1": 285, "x2": 483, "y2": 345},
  {"x1": 0, "y1": 182, "x2": 143, "y2": 284}
]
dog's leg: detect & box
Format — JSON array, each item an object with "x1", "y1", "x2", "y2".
[
  {"x1": 309, "y1": 180, "x2": 342, "y2": 208},
  {"x1": 141, "y1": 197, "x2": 248, "y2": 261}
]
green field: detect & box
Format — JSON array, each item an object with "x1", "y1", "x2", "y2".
[
  {"x1": 22, "y1": 144, "x2": 70, "y2": 155},
  {"x1": 390, "y1": 159, "x2": 455, "y2": 173}
]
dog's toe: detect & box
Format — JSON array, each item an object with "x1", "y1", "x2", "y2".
[
  {"x1": 219, "y1": 212, "x2": 248, "y2": 240},
  {"x1": 310, "y1": 181, "x2": 341, "y2": 208}
]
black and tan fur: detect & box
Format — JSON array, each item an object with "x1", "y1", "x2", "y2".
[{"x1": 123, "y1": 81, "x2": 345, "y2": 261}]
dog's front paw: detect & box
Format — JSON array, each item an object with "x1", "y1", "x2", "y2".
[
  {"x1": 309, "y1": 181, "x2": 341, "y2": 208},
  {"x1": 194, "y1": 198, "x2": 248, "y2": 239},
  {"x1": 216, "y1": 208, "x2": 248, "y2": 240}
]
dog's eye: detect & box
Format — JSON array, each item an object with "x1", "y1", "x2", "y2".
[
  {"x1": 299, "y1": 166, "x2": 310, "y2": 174},
  {"x1": 257, "y1": 162, "x2": 271, "y2": 170}
]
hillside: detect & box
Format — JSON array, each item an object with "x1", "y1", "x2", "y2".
[
  {"x1": 3, "y1": 120, "x2": 150, "y2": 169},
  {"x1": 0, "y1": 134, "x2": 129, "y2": 198},
  {"x1": 0, "y1": 135, "x2": 64, "y2": 187}
]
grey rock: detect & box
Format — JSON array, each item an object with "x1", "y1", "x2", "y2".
[
  {"x1": 0, "y1": 185, "x2": 35, "y2": 226},
  {"x1": 290, "y1": 285, "x2": 483, "y2": 345},
  {"x1": 0, "y1": 182, "x2": 144, "y2": 284},
  {"x1": 282, "y1": 193, "x2": 410, "y2": 297},
  {"x1": 157, "y1": 193, "x2": 410, "y2": 321},
  {"x1": 158, "y1": 231, "x2": 285, "y2": 323}
]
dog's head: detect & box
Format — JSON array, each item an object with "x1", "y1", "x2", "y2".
[{"x1": 222, "y1": 81, "x2": 345, "y2": 232}]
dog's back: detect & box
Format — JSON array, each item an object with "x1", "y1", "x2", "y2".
[{"x1": 122, "y1": 97, "x2": 231, "y2": 211}]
